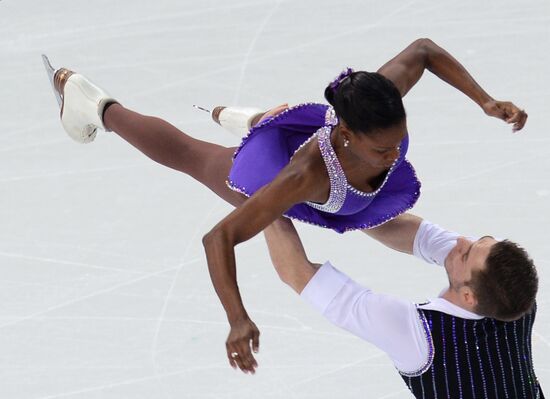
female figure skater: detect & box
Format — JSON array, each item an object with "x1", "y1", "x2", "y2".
[{"x1": 45, "y1": 38, "x2": 527, "y2": 373}]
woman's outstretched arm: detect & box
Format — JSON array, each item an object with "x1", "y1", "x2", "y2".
[
  {"x1": 377, "y1": 38, "x2": 527, "y2": 132},
  {"x1": 202, "y1": 146, "x2": 326, "y2": 374}
]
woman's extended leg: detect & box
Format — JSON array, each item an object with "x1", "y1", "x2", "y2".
[
  {"x1": 48, "y1": 63, "x2": 248, "y2": 207},
  {"x1": 103, "y1": 104, "x2": 245, "y2": 207}
]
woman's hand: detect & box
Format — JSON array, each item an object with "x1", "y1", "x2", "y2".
[
  {"x1": 202, "y1": 128, "x2": 319, "y2": 376},
  {"x1": 482, "y1": 100, "x2": 528, "y2": 132},
  {"x1": 226, "y1": 317, "x2": 260, "y2": 374},
  {"x1": 257, "y1": 103, "x2": 289, "y2": 124}
]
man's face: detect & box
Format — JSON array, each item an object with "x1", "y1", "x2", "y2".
[{"x1": 445, "y1": 236, "x2": 498, "y2": 292}]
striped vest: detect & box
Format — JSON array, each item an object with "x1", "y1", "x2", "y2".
[{"x1": 401, "y1": 305, "x2": 543, "y2": 399}]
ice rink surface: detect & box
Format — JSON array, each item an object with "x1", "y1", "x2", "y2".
[{"x1": 1, "y1": 0, "x2": 549, "y2": 397}]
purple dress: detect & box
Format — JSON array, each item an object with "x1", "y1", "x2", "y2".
[{"x1": 227, "y1": 103, "x2": 421, "y2": 233}]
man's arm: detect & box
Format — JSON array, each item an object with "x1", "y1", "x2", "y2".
[
  {"x1": 264, "y1": 213, "x2": 428, "y2": 290},
  {"x1": 263, "y1": 218, "x2": 431, "y2": 375},
  {"x1": 362, "y1": 213, "x2": 423, "y2": 255},
  {"x1": 378, "y1": 38, "x2": 527, "y2": 131},
  {"x1": 365, "y1": 213, "x2": 460, "y2": 267},
  {"x1": 263, "y1": 218, "x2": 320, "y2": 293}
]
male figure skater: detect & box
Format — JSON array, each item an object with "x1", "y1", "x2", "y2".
[{"x1": 255, "y1": 214, "x2": 542, "y2": 398}]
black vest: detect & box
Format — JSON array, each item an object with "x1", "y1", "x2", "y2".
[{"x1": 401, "y1": 305, "x2": 544, "y2": 399}]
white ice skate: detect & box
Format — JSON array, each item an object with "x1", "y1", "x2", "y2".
[
  {"x1": 42, "y1": 55, "x2": 117, "y2": 143},
  {"x1": 211, "y1": 106, "x2": 265, "y2": 137}
]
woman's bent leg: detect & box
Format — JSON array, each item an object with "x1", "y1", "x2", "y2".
[{"x1": 103, "y1": 104, "x2": 245, "y2": 207}]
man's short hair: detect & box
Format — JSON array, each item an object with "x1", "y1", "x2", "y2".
[{"x1": 470, "y1": 240, "x2": 538, "y2": 321}]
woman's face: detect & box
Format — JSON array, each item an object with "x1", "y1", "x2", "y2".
[{"x1": 345, "y1": 120, "x2": 407, "y2": 169}]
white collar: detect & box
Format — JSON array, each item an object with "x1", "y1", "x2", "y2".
[{"x1": 418, "y1": 296, "x2": 484, "y2": 320}]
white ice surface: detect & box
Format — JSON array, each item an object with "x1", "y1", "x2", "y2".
[{"x1": 1, "y1": 0, "x2": 549, "y2": 398}]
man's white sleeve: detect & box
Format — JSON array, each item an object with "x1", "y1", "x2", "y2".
[
  {"x1": 300, "y1": 262, "x2": 431, "y2": 375},
  {"x1": 413, "y1": 220, "x2": 460, "y2": 266}
]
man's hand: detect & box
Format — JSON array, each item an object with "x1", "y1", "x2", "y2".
[
  {"x1": 226, "y1": 317, "x2": 260, "y2": 374},
  {"x1": 482, "y1": 100, "x2": 528, "y2": 132}
]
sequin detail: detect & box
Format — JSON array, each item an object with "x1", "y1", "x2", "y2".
[
  {"x1": 513, "y1": 321, "x2": 527, "y2": 398},
  {"x1": 504, "y1": 323, "x2": 519, "y2": 398},
  {"x1": 228, "y1": 162, "x2": 419, "y2": 234},
  {"x1": 492, "y1": 319, "x2": 510, "y2": 399},
  {"x1": 403, "y1": 308, "x2": 540, "y2": 399},
  {"x1": 305, "y1": 106, "x2": 414, "y2": 215},
  {"x1": 441, "y1": 314, "x2": 451, "y2": 398},
  {"x1": 345, "y1": 161, "x2": 420, "y2": 231},
  {"x1": 322, "y1": 105, "x2": 401, "y2": 199},
  {"x1": 325, "y1": 106, "x2": 338, "y2": 126},
  {"x1": 473, "y1": 321, "x2": 489, "y2": 399},
  {"x1": 305, "y1": 124, "x2": 347, "y2": 213},
  {"x1": 399, "y1": 309, "x2": 435, "y2": 377},
  {"x1": 482, "y1": 321, "x2": 499, "y2": 395},
  {"x1": 522, "y1": 316, "x2": 535, "y2": 398},
  {"x1": 232, "y1": 102, "x2": 318, "y2": 160},
  {"x1": 452, "y1": 317, "x2": 464, "y2": 399},
  {"x1": 462, "y1": 319, "x2": 476, "y2": 398},
  {"x1": 428, "y1": 313, "x2": 439, "y2": 399},
  {"x1": 525, "y1": 311, "x2": 539, "y2": 398},
  {"x1": 346, "y1": 147, "x2": 401, "y2": 198}
]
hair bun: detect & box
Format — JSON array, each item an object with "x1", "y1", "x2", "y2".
[
  {"x1": 329, "y1": 67, "x2": 354, "y2": 92},
  {"x1": 324, "y1": 85, "x2": 336, "y2": 106}
]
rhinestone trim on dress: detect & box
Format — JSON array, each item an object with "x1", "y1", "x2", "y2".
[
  {"x1": 305, "y1": 117, "x2": 347, "y2": 213},
  {"x1": 346, "y1": 146, "x2": 400, "y2": 198},
  {"x1": 232, "y1": 102, "x2": 318, "y2": 160}
]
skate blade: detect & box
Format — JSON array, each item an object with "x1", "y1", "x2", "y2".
[
  {"x1": 192, "y1": 104, "x2": 211, "y2": 113},
  {"x1": 42, "y1": 54, "x2": 62, "y2": 107}
]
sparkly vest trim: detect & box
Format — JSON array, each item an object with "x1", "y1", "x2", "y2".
[{"x1": 401, "y1": 306, "x2": 543, "y2": 399}]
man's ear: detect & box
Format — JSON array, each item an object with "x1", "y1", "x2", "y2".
[{"x1": 461, "y1": 286, "x2": 478, "y2": 311}]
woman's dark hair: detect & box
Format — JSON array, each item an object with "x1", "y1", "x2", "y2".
[{"x1": 324, "y1": 71, "x2": 406, "y2": 135}]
